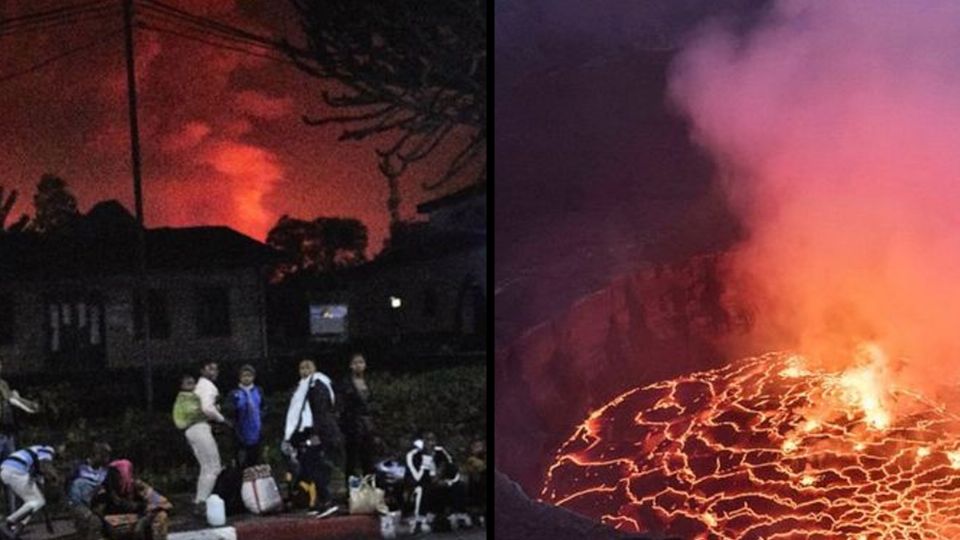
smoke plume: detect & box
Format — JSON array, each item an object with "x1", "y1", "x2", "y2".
[{"x1": 670, "y1": 0, "x2": 960, "y2": 391}]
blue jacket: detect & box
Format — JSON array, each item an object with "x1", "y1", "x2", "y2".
[
  {"x1": 66, "y1": 463, "x2": 107, "y2": 506},
  {"x1": 229, "y1": 386, "x2": 263, "y2": 446}
]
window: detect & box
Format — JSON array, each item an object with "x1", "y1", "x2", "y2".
[
  {"x1": 134, "y1": 290, "x2": 170, "y2": 340},
  {"x1": 423, "y1": 287, "x2": 438, "y2": 318},
  {"x1": 196, "y1": 287, "x2": 231, "y2": 337},
  {"x1": 44, "y1": 294, "x2": 106, "y2": 369},
  {"x1": 0, "y1": 294, "x2": 14, "y2": 345}
]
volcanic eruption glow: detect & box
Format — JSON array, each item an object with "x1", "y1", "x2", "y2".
[{"x1": 541, "y1": 347, "x2": 960, "y2": 539}]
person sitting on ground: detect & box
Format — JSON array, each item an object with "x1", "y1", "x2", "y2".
[
  {"x1": 66, "y1": 442, "x2": 112, "y2": 540},
  {"x1": 91, "y1": 459, "x2": 172, "y2": 540},
  {"x1": 228, "y1": 365, "x2": 265, "y2": 470},
  {"x1": 282, "y1": 358, "x2": 343, "y2": 518},
  {"x1": 0, "y1": 444, "x2": 59, "y2": 539},
  {"x1": 404, "y1": 432, "x2": 471, "y2": 533}
]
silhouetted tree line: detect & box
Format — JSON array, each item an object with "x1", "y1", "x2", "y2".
[{"x1": 0, "y1": 175, "x2": 371, "y2": 284}]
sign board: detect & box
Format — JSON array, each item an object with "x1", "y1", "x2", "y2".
[{"x1": 309, "y1": 304, "x2": 348, "y2": 338}]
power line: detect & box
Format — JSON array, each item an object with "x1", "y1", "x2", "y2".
[
  {"x1": 138, "y1": 0, "x2": 279, "y2": 50},
  {"x1": 136, "y1": 9, "x2": 279, "y2": 54},
  {"x1": 0, "y1": 0, "x2": 112, "y2": 28},
  {"x1": 0, "y1": 28, "x2": 123, "y2": 85},
  {"x1": 0, "y1": 7, "x2": 121, "y2": 39},
  {"x1": 136, "y1": 21, "x2": 295, "y2": 66}
]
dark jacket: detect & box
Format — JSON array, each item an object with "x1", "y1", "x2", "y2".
[
  {"x1": 337, "y1": 377, "x2": 372, "y2": 437},
  {"x1": 302, "y1": 379, "x2": 344, "y2": 461},
  {"x1": 405, "y1": 445, "x2": 459, "y2": 486}
]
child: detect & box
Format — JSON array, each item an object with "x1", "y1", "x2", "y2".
[
  {"x1": 66, "y1": 442, "x2": 112, "y2": 540},
  {"x1": 172, "y1": 375, "x2": 204, "y2": 430},
  {"x1": 228, "y1": 365, "x2": 264, "y2": 470},
  {"x1": 0, "y1": 444, "x2": 58, "y2": 538}
]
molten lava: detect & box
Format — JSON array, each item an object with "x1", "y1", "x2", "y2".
[{"x1": 540, "y1": 349, "x2": 960, "y2": 539}]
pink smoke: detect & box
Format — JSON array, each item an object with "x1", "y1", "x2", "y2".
[{"x1": 669, "y1": 1, "x2": 960, "y2": 389}]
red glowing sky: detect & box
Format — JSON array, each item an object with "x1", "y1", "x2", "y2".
[{"x1": 0, "y1": 0, "x2": 445, "y2": 252}]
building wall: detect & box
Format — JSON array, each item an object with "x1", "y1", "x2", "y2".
[
  {"x1": 340, "y1": 246, "x2": 487, "y2": 340},
  {"x1": 105, "y1": 268, "x2": 266, "y2": 369},
  {"x1": 0, "y1": 287, "x2": 47, "y2": 374},
  {"x1": 0, "y1": 267, "x2": 267, "y2": 374}
]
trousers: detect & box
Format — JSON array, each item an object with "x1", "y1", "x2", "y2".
[
  {"x1": 0, "y1": 467, "x2": 43, "y2": 524},
  {"x1": 185, "y1": 422, "x2": 222, "y2": 504}
]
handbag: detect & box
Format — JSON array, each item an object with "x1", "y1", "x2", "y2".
[{"x1": 349, "y1": 474, "x2": 388, "y2": 515}]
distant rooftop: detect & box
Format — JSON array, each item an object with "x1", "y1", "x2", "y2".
[
  {"x1": 0, "y1": 200, "x2": 278, "y2": 279},
  {"x1": 416, "y1": 182, "x2": 486, "y2": 214}
]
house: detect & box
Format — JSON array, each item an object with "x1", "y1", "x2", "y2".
[
  {"x1": 0, "y1": 201, "x2": 277, "y2": 374},
  {"x1": 290, "y1": 183, "x2": 487, "y2": 350}
]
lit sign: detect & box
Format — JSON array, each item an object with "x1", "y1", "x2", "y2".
[{"x1": 309, "y1": 304, "x2": 348, "y2": 337}]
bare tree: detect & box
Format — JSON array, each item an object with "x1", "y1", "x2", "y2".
[{"x1": 286, "y1": 0, "x2": 486, "y2": 226}]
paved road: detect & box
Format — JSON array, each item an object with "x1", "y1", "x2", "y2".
[{"x1": 17, "y1": 515, "x2": 488, "y2": 539}]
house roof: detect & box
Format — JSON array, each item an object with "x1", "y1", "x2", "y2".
[
  {"x1": 415, "y1": 182, "x2": 487, "y2": 214},
  {"x1": 0, "y1": 202, "x2": 278, "y2": 279}
]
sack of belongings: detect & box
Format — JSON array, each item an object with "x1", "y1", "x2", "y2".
[{"x1": 241, "y1": 464, "x2": 282, "y2": 514}]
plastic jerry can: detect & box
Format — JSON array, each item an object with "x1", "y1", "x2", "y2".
[{"x1": 206, "y1": 494, "x2": 226, "y2": 526}]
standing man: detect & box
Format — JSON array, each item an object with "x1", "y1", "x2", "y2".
[
  {"x1": 283, "y1": 358, "x2": 343, "y2": 518},
  {"x1": 187, "y1": 361, "x2": 229, "y2": 515},
  {"x1": 0, "y1": 359, "x2": 39, "y2": 514}
]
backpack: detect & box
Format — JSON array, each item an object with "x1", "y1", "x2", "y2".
[{"x1": 290, "y1": 479, "x2": 317, "y2": 510}]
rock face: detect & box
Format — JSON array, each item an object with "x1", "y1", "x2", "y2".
[
  {"x1": 495, "y1": 253, "x2": 754, "y2": 495},
  {"x1": 495, "y1": 469, "x2": 634, "y2": 540}
]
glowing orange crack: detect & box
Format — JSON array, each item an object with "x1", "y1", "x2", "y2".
[{"x1": 542, "y1": 351, "x2": 960, "y2": 539}]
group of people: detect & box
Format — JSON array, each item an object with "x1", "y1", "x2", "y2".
[
  {"x1": 0, "y1": 359, "x2": 172, "y2": 539},
  {"x1": 0, "y1": 353, "x2": 483, "y2": 538},
  {"x1": 173, "y1": 352, "x2": 483, "y2": 532},
  {"x1": 0, "y1": 441, "x2": 172, "y2": 540}
]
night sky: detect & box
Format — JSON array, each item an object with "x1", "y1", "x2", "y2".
[{"x1": 0, "y1": 0, "x2": 441, "y2": 252}]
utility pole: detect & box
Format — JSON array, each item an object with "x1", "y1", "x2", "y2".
[{"x1": 123, "y1": 0, "x2": 153, "y2": 412}]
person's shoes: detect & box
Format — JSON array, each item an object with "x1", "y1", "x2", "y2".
[
  {"x1": 448, "y1": 512, "x2": 472, "y2": 529},
  {"x1": 314, "y1": 502, "x2": 338, "y2": 519},
  {"x1": 0, "y1": 521, "x2": 17, "y2": 540},
  {"x1": 410, "y1": 517, "x2": 431, "y2": 535}
]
